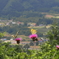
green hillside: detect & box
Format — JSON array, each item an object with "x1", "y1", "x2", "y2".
[{"x1": 0, "y1": 0, "x2": 59, "y2": 17}]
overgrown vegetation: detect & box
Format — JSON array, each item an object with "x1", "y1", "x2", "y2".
[{"x1": 0, "y1": 24, "x2": 59, "y2": 59}]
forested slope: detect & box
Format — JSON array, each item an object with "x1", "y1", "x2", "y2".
[{"x1": 0, "y1": 0, "x2": 59, "y2": 17}]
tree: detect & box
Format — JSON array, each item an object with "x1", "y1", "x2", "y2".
[
  {"x1": 47, "y1": 23, "x2": 59, "y2": 45},
  {"x1": 0, "y1": 32, "x2": 5, "y2": 39}
]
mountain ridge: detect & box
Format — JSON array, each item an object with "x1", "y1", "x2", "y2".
[{"x1": 0, "y1": 0, "x2": 59, "y2": 17}]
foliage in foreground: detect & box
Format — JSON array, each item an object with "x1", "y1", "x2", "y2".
[{"x1": 0, "y1": 24, "x2": 59, "y2": 59}]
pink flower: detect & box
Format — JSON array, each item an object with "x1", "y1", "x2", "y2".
[
  {"x1": 29, "y1": 34, "x2": 38, "y2": 41},
  {"x1": 15, "y1": 38, "x2": 22, "y2": 44},
  {"x1": 56, "y1": 45, "x2": 59, "y2": 49},
  {"x1": 15, "y1": 38, "x2": 22, "y2": 41},
  {"x1": 29, "y1": 34, "x2": 38, "y2": 38}
]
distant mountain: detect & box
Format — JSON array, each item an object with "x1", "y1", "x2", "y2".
[{"x1": 0, "y1": 0, "x2": 59, "y2": 17}]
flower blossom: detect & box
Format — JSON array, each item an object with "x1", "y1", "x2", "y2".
[
  {"x1": 15, "y1": 38, "x2": 22, "y2": 44},
  {"x1": 56, "y1": 45, "x2": 59, "y2": 49},
  {"x1": 29, "y1": 34, "x2": 38, "y2": 41}
]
